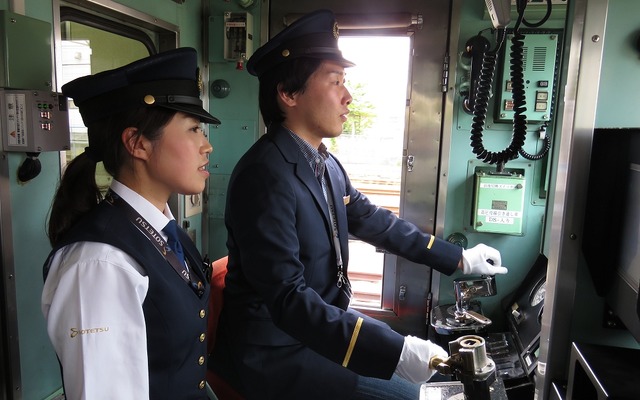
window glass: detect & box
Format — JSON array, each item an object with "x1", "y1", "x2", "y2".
[
  {"x1": 335, "y1": 36, "x2": 411, "y2": 308},
  {"x1": 59, "y1": 20, "x2": 150, "y2": 191}
]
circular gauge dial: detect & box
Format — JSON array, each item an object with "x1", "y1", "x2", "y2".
[{"x1": 530, "y1": 279, "x2": 546, "y2": 307}]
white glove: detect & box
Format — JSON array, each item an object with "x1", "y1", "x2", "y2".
[
  {"x1": 394, "y1": 336, "x2": 448, "y2": 383},
  {"x1": 462, "y1": 244, "x2": 508, "y2": 275}
]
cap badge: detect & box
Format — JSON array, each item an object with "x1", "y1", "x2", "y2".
[
  {"x1": 197, "y1": 68, "x2": 203, "y2": 93},
  {"x1": 333, "y1": 21, "x2": 339, "y2": 39},
  {"x1": 144, "y1": 95, "x2": 156, "y2": 105},
  {"x1": 281, "y1": 49, "x2": 290, "y2": 58}
]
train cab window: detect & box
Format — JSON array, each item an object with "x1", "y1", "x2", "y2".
[
  {"x1": 55, "y1": 2, "x2": 177, "y2": 191},
  {"x1": 333, "y1": 36, "x2": 411, "y2": 308}
]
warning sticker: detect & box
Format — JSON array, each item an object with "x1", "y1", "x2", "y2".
[{"x1": 5, "y1": 93, "x2": 28, "y2": 148}]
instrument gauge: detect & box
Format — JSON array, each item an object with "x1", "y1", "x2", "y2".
[{"x1": 530, "y1": 279, "x2": 546, "y2": 307}]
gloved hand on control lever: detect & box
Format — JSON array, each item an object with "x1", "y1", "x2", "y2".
[
  {"x1": 461, "y1": 244, "x2": 508, "y2": 275},
  {"x1": 394, "y1": 336, "x2": 449, "y2": 383}
]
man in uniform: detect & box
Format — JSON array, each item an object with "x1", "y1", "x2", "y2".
[{"x1": 209, "y1": 9, "x2": 506, "y2": 400}]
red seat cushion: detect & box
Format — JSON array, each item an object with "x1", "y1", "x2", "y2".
[
  {"x1": 207, "y1": 256, "x2": 245, "y2": 400},
  {"x1": 207, "y1": 256, "x2": 228, "y2": 354}
]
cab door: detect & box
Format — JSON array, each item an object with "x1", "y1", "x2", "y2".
[{"x1": 269, "y1": 0, "x2": 451, "y2": 336}]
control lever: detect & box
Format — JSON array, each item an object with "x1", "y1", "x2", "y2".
[
  {"x1": 429, "y1": 335, "x2": 497, "y2": 400},
  {"x1": 430, "y1": 275, "x2": 498, "y2": 334},
  {"x1": 458, "y1": 309, "x2": 492, "y2": 325},
  {"x1": 454, "y1": 275, "x2": 496, "y2": 302}
]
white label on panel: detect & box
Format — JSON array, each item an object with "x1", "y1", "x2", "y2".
[{"x1": 5, "y1": 93, "x2": 27, "y2": 147}]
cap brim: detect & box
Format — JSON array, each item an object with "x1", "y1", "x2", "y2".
[{"x1": 158, "y1": 103, "x2": 221, "y2": 125}]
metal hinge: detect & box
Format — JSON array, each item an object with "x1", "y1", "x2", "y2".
[
  {"x1": 399, "y1": 285, "x2": 407, "y2": 301},
  {"x1": 414, "y1": 13, "x2": 424, "y2": 30},
  {"x1": 441, "y1": 52, "x2": 450, "y2": 93},
  {"x1": 406, "y1": 155, "x2": 415, "y2": 172}
]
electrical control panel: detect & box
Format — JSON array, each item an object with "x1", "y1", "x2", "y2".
[
  {"x1": 0, "y1": 89, "x2": 70, "y2": 152},
  {"x1": 223, "y1": 11, "x2": 253, "y2": 62},
  {"x1": 0, "y1": 10, "x2": 52, "y2": 91},
  {"x1": 495, "y1": 31, "x2": 560, "y2": 123},
  {"x1": 472, "y1": 171, "x2": 526, "y2": 235}
]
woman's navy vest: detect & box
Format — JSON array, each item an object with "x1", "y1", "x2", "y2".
[{"x1": 43, "y1": 201, "x2": 211, "y2": 399}]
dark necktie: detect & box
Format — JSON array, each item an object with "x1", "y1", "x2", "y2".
[{"x1": 163, "y1": 220, "x2": 185, "y2": 266}]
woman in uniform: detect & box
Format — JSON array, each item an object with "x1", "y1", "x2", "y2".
[{"x1": 42, "y1": 48, "x2": 219, "y2": 399}]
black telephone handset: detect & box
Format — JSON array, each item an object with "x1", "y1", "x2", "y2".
[
  {"x1": 463, "y1": 35, "x2": 491, "y2": 114},
  {"x1": 466, "y1": 30, "x2": 528, "y2": 170},
  {"x1": 465, "y1": 30, "x2": 526, "y2": 169},
  {"x1": 468, "y1": 0, "x2": 555, "y2": 168}
]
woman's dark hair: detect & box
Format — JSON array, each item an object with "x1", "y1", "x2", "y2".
[
  {"x1": 47, "y1": 107, "x2": 176, "y2": 246},
  {"x1": 258, "y1": 57, "x2": 323, "y2": 127}
]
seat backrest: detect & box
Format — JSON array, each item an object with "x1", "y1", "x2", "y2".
[
  {"x1": 206, "y1": 256, "x2": 246, "y2": 400},
  {"x1": 207, "y1": 255, "x2": 228, "y2": 354}
]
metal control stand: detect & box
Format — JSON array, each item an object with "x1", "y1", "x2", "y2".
[
  {"x1": 421, "y1": 335, "x2": 509, "y2": 400},
  {"x1": 431, "y1": 276, "x2": 496, "y2": 336}
]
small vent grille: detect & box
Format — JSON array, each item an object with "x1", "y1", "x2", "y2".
[{"x1": 533, "y1": 47, "x2": 547, "y2": 71}]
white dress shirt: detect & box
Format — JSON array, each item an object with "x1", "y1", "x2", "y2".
[{"x1": 41, "y1": 180, "x2": 174, "y2": 400}]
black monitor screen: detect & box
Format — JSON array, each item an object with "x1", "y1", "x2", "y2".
[{"x1": 582, "y1": 129, "x2": 640, "y2": 342}]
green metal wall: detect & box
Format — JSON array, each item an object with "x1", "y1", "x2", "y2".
[
  {"x1": 442, "y1": 0, "x2": 640, "y2": 344},
  {"x1": 0, "y1": 6, "x2": 65, "y2": 399},
  {"x1": 1, "y1": 1, "x2": 639, "y2": 399},
  {"x1": 569, "y1": 0, "x2": 640, "y2": 348},
  {"x1": 206, "y1": 0, "x2": 261, "y2": 261},
  {"x1": 595, "y1": 0, "x2": 640, "y2": 128},
  {"x1": 439, "y1": 2, "x2": 566, "y2": 328},
  {"x1": 1, "y1": 1, "x2": 207, "y2": 398}
]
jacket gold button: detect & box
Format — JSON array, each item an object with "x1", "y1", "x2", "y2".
[
  {"x1": 199, "y1": 309, "x2": 205, "y2": 318},
  {"x1": 199, "y1": 380, "x2": 205, "y2": 389},
  {"x1": 200, "y1": 333, "x2": 206, "y2": 342},
  {"x1": 199, "y1": 356, "x2": 205, "y2": 365}
]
